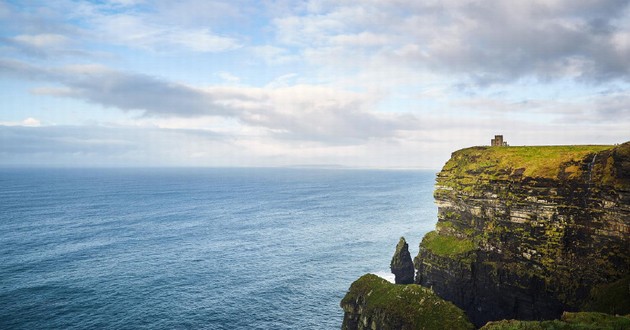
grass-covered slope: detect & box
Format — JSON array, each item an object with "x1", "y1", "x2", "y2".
[
  {"x1": 420, "y1": 231, "x2": 475, "y2": 258},
  {"x1": 481, "y1": 312, "x2": 630, "y2": 330},
  {"x1": 440, "y1": 145, "x2": 614, "y2": 182},
  {"x1": 340, "y1": 274, "x2": 474, "y2": 330}
]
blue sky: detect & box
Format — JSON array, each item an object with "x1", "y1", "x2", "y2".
[{"x1": 1, "y1": 0, "x2": 629, "y2": 168}]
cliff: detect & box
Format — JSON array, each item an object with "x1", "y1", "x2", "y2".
[
  {"x1": 415, "y1": 142, "x2": 630, "y2": 326},
  {"x1": 340, "y1": 274, "x2": 474, "y2": 330}
]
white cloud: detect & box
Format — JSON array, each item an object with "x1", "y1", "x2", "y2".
[
  {"x1": 270, "y1": 0, "x2": 630, "y2": 84},
  {"x1": 0, "y1": 125, "x2": 233, "y2": 167},
  {"x1": 22, "y1": 117, "x2": 41, "y2": 126},
  {"x1": 0, "y1": 60, "x2": 421, "y2": 144},
  {"x1": 228, "y1": 84, "x2": 421, "y2": 142},
  {"x1": 250, "y1": 45, "x2": 298, "y2": 65},
  {"x1": 0, "y1": 117, "x2": 42, "y2": 127},
  {"x1": 218, "y1": 71, "x2": 240, "y2": 84},
  {"x1": 90, "y1": 14, "x2": 241, "y2": 53},
  {"x1": 330, "y1": 32, "x2": 392, "y2": 47},
  {"x1": 166, "y1": 28, "x2": 241, "y2": 53},
  {"x1": 12, "y1": 34, "x2": 70, "y2": 48},
  {"x1": 265, "y1": 73, "x2": 298, "y2": 88}
]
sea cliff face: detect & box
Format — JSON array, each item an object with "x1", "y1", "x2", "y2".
[{"x1": 414, "y1": 142, "x2": 630, "y2": 326}]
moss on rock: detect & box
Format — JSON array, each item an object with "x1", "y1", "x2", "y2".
[
  {"x1": 340, "y1": 274, "x2": 474, "y2": 330},
  {"x1": 440, "y1": 145, "x2": 614, "y2": 183},
  {"x1": 481, "y1": 312, "x2": 630, "y2": 330},
  {"x1": 420, "y1": 231, "x2": 475, "y2": 258}
]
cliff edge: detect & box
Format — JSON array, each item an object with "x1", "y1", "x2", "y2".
[{"x1": 415, "y1": 142, "x2": 630, "y2": 326}]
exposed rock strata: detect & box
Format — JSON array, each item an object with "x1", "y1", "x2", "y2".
[
  {"x1": 390, "y1": 237, "x2": 415, "y2": 284},
  {"x1": 414, "y1": 142, "x2": 630, "y2": 327}
]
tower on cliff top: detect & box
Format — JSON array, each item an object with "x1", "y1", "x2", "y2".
[{"x1": 491, "y1": 135, "x2": 508, "y2": 146}]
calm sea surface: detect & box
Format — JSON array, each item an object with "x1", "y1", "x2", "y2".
[{"x1": 0, "y1": 168, "x2": 437, "y2": 329}]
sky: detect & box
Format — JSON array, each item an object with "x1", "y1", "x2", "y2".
[{"x1": 1, "y1": 0, "x2": 629, "y2": 169}]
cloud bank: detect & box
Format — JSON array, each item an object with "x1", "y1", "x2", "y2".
[
  {"x1": 1, "y1": 0, "x2": 629, "y2": 168},
  {"x1": 0, "y1": 59, "x2": 420, "y2": 144}
]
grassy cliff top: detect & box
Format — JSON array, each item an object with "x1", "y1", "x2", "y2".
[{"x1": 440, "y1": 144, "x2": 618, "y2": 181}]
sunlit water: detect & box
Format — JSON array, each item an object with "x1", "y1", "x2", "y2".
[{"x1": 0, "y1": 168, "x2": 437, "y2": 329}]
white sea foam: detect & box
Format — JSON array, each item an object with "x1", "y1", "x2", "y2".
[{"x1": 372, "y1": 271, "x2": 395, "y2": 283}]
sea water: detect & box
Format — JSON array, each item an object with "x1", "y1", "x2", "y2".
[{"x1": 0, "y1": 168, "x2": 438, "y2": 329}]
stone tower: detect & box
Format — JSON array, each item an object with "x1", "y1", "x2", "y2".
[{"x1": 491, "y1": 135, "x2": 507, "y2": 146}]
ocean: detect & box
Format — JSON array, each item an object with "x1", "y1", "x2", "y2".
[{"x1": 0, "y1": 168, "x2": 438, "y2": 329}]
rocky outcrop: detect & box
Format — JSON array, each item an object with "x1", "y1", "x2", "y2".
[
  {"x1": 414, "y1": 142, "x2": 630, "y2": 327},
  {"x1": 390, "y1": 237, "x2": 415, "y2": 284},
  {"x1": 340, "y1": 274, "x2": 474, "y2": 330}
]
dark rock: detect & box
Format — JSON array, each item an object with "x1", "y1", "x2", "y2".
[{"x1": 390, "y1": 237, "x2": 415, "y2": 284}]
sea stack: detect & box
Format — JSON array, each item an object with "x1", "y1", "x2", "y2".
[{"x1": 390, "y1": 237, "x2": 415, "y2": 284}]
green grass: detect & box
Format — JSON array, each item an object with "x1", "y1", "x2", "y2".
[
  {"x1": 421, "y1": 231, "x2": 476, "y2": 257},
  {"x1": 442, "y1": 145, "x2": 613, "y2": 180},
  {"x1": 341, "y1": 274, "x2": 474, "y2": 330},
  {"x1": 481, "y1": 312, "x2": 630, "y2": 330}
]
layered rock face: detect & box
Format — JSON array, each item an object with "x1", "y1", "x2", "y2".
[
  {"x1": 414, "y1": 142, "x2": 630, "y2": 327},
  {"x1": 390, "y1": 237, "x2": 415, "y2": 284}
]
